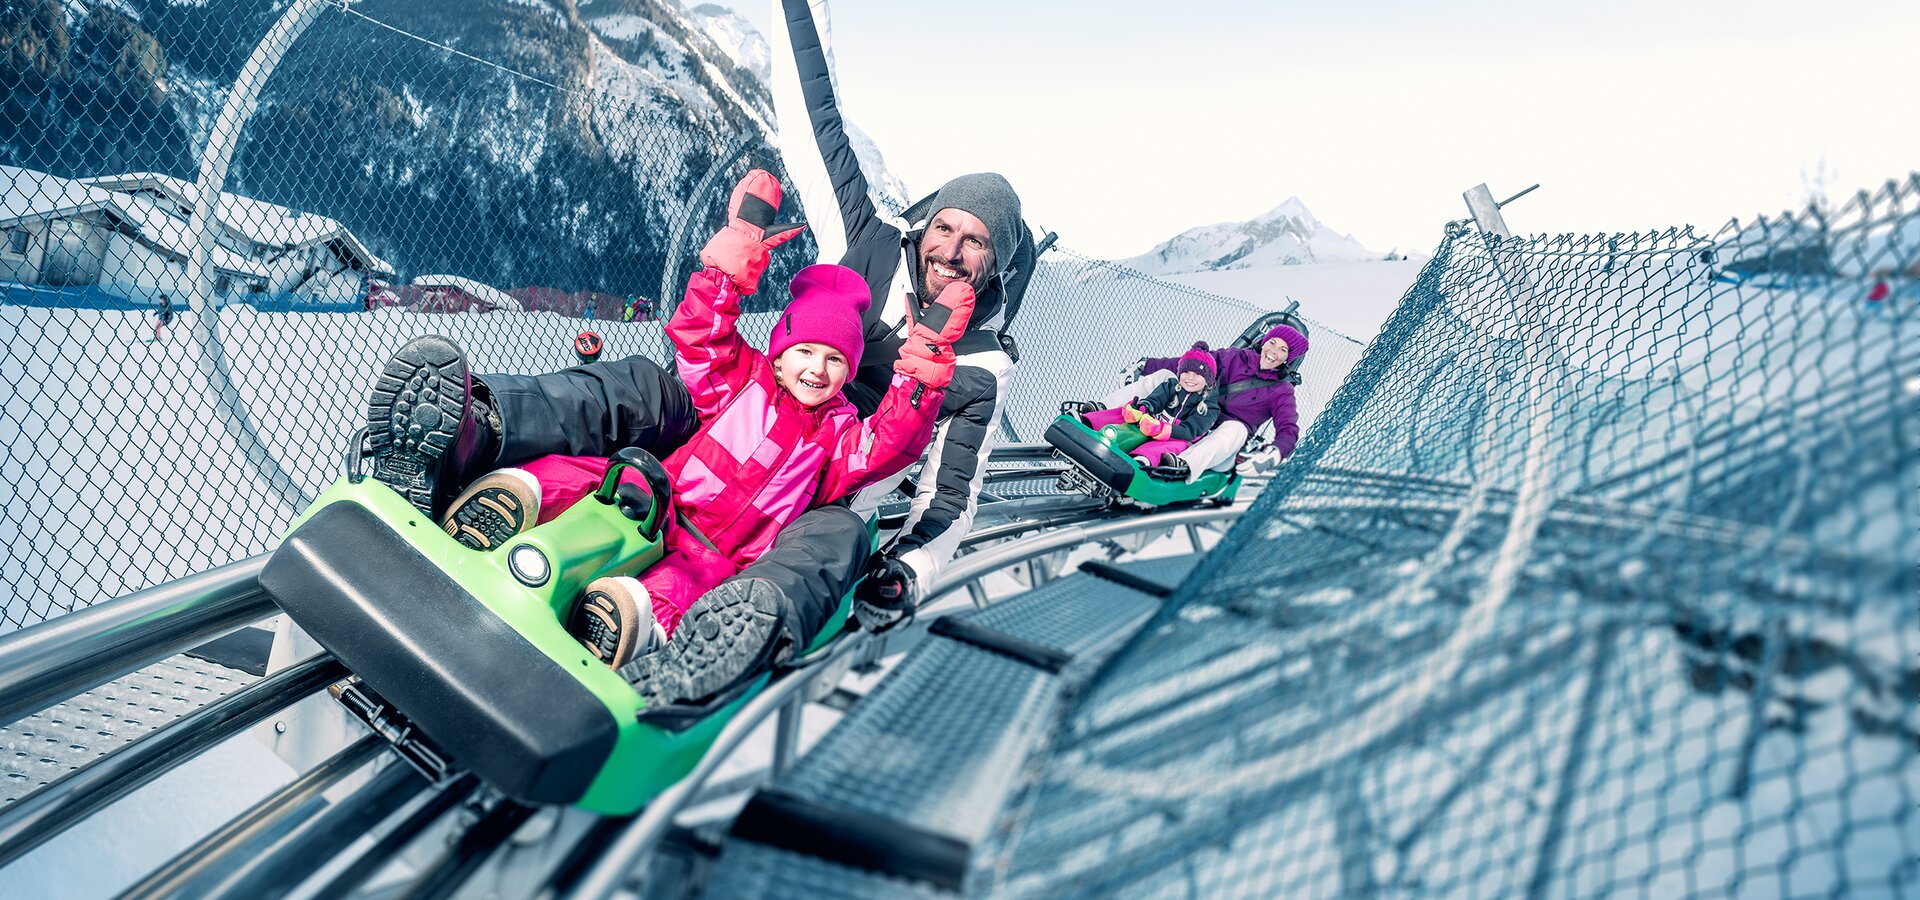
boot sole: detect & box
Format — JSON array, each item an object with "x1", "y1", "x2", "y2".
[
  {"x1": 444, "y1": 487, "x2": 526, "y2": 550},
  {"x1": 570, "y1": 587, "x2": 640, "y2": 667},
  {"x1": 367, "y1": 336, "x2": 470, "y2": 516},
  {"x1": 442, "y1": 469, "x2": 539, "y2": 551},
  {"x1": 631, "y1": 580, "x2": 783, "y2": 707}
]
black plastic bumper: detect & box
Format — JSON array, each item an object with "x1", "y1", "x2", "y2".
[
  {"x1": 1044, "y1": 417, "x2": 1137, "y2": 494},
  {"x1": 259, "y1": 500, "x2": 615, "y2": 805}
]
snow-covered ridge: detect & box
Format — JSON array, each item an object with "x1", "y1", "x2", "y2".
[
  {"x1": 1121, "y1": 197, "x2": 1388, "y2": 276},
  {"x1": 686, "y1": 3, "x2": 770, "y2": 83}
]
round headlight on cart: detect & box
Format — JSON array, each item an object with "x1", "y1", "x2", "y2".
[{"x1": 507, "y1": 544, "x2": 550, "y2": 587}]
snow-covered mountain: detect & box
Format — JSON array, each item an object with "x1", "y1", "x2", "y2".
[
  {"x1": 1, "y1": 0, "x2": 868, "y2": 304},
  {"x1": 684, "y1": 2, "x2": 771, "y2": 84},
  {"x1": 1120, "y1": 197, "x2": 1388, "y2": 275},
  {"x1": 676, "y1": 1, "x2": 910, "y2": 213}
]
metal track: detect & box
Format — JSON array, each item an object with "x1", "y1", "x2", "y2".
[{"x1": 0, "y1": 447, "x2": 1242, "y2": 898}]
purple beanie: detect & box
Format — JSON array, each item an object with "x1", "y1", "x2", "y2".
[
  {"x1": 1261, "y1": 324, "x2": 1309, "y2": 363},
  {"x1": 1177, "y1": 342, "x2": 1217, "y2": 383},
  {"x1": 769, "y1": 264, "x2": 871, "y2": 369}
]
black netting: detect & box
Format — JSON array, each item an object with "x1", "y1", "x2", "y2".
[
  {"x1": 0, "y1": 2, "x2": 1355, "y2": 630},
  {"x1": 987, "y1": 181, "x2": 1918, "y2": 897}
]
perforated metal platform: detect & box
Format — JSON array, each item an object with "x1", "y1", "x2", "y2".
[
  {"x1": 702, "y1": 825, "x2": 952, "y2": 899},
  {"x1": 0, "y1": 653, "x2": 262, "y2": 805},
  {"x1": 706, "y1": 556, "x2": 1186, "y2": 896}
]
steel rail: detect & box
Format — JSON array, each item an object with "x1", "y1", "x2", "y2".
[
  {"x1": 304, "y1": 774, "x2": 484, "y2": 900},
  {"x1": 117, "y1": 735, "x2": 386, "y2": 899},
  {"x1": 0, "y1": 653, "x2": 346, "y2": 868},
  {"x1": 199, "y1": 758, "x2": 429, "y2": 900},
  {"x1": 0, "y1": 450, "x2": 1226, "y2": 899},
  {"x1": 0, "y1": 448, "x2": 1072, "y2": 730},
  {"x1": 923, "y1": 504, "x2": 1249, "y2": 606},
  {"x1": 0, "y1": 554, "x2": 275, "y2": 729}
]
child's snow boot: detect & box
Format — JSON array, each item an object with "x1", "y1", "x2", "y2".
[
  {"x1": 622, "y1": 578, "x2": 797, "y2": 709},
  {"x1": 440, "y1": 467, "x2": 541, "y2": 551},
  {"x1": 569, "y1": 576, "x2": 666, "y2": 668}
]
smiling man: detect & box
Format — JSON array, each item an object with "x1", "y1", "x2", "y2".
[
  {"x1": 768, "y1": 0, "x2": 1037, "y2": 625},
  {"x1": 352, "y1": 2, "x2": 1037, "y2": 711}
]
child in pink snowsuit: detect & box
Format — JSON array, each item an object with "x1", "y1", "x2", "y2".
[
  {"x1": 1082, "y1": 344, "x2": 1222, "y2": 465},
  {"x1": 438, "y1": 171, "x2": 974, "y2": 667}
]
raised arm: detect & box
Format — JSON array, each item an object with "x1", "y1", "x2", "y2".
[
  {"x1": 677, "y1": 169, "x2": 806, "y2": 416},
  {"x1": 670, "y1": 269, "x2": 759, "y2": 418},
  {"x1": 770, "y1": 0, "x2": 894, "y2": 264},
  {"x1": 816, "y1": 371, "x2": 945, "y2": 503}
]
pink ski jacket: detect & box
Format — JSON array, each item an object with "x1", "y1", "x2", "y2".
[{"x1": 661, "y1": 267, "x2": 943, "y2": 566}]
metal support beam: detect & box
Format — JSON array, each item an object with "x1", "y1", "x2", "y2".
[{"x1": 183, "y1": 0, "x2": 336, "y2": 514}]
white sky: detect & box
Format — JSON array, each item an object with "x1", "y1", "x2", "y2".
[{"x1": 708, "y1": 0, "x2": 1916, "y2": 259}]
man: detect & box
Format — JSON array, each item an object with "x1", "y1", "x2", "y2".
[
  {"x1": 769, "y1": 0, "x2": 1035, "y2": 620},
  {"x1": 358, "y1": 0, "x2": 1034, "y2": 708}
]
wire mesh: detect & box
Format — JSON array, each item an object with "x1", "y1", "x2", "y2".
[
  {"x1": 0, "y1": 2, "x2": 1353, "y2": 631},
  {"x1": 985, "y1": 179, "x2": 1919, "y2": 897}
]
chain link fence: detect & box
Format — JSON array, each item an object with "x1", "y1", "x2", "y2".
[
  {"x1": 988, "y1": 179, "x2": 1918, "y2": 896},
  {"x1": 0, "y1": 2, "x2": 1355, "y2": 631}
]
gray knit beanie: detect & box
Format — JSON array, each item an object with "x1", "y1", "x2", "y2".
[{"x1": 923, "y1": 172, "x2": 1022, "y2": 276}]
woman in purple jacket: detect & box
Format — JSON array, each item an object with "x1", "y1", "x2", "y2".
[{"x1": 1082, "y1": 323, "x2": 1310, "y2": 481}]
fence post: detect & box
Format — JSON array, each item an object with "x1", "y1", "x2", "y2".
[{"x1": 658, "y1": 135, "x2": 760, "y2": 322}]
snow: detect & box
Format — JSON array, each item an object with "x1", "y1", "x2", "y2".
[
  {"x1": 584, "y1": 30, "x2": 717, "y2": 119},
  {"x1": 410, "y1": 274, "x2": 525, "y2": 311},
  {"x1": 589, "y1": 13, "x2": 658, "y2": 43},
  {"x1": 1121, "y1": 196, "x2": 1391, "y2": 276},
  {"x1": 686, "y1": 3, "x2": 770, "y2": 82},
  {"x1": 1156, "y1": 259, "x2": 1426, "y2": 343},
  {"x1": 845, "y1": 121, "x2": 913, "y2": 215},
  {"x1": 67, "y1": 171, "x2": 394, "y2": 274}
]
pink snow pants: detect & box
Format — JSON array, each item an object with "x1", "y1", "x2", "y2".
[
  {"x1": 1080, "y1": 409, "x2": 1191, "y2": 463},
  {"x1": 518, "y1": 455, "x2": 737, "y2": 635}
]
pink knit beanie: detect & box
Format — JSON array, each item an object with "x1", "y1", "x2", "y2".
[
  {"x1": 769, "y1": 264, "x2": 872, "y2": 369},
  {"x1": 1177, "y1": 342, "x2": 1217, "y2": 383},
  {"x1": 1261, "y1": 324, "x2": 1310, "y2": 363}
]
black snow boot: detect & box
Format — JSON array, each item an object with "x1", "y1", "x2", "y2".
[
  {"x1": 1153, "y1": 452, "x2": 1191, "y2": 481},
  {"x1": 622, "y1": 578, "x2": 802, "y2": 717},
  {"x1": 365, "y1": 335, "x2": 502, "y2": 517}
]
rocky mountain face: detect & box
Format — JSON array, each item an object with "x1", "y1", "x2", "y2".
[
  {"x1": 1120, "y1": 197, "x2": 1387, "y2": 276},
  {"x1": 0, "y1": 0, "x2": 815, "y2": 306}
]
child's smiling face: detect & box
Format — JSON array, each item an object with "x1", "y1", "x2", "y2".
[
  {"x1": 1178, "y1": 371, "x2": 1209, "y2": 392},
  {"x1": 773, "y1": 342, "x2": 851, "y2": 407}
]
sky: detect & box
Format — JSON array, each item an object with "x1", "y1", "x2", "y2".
[{"x1": 704, "y1": 0, "x2": 1915, "y2": 260}]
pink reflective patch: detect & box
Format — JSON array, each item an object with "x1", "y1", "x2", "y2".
[
  {"x1": 676, "y1": 456, "x2": 723, "y2": 507},
  {"x1": 755, "y1": 439, "x2": 829, "y2": 517},
  {"x1": 707, "y1": 383, "x2": 775, "y2": 464}
]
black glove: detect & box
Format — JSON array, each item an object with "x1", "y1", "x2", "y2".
[{"x1": 856, "y1": 555, "x2": 918, "y2": 612}]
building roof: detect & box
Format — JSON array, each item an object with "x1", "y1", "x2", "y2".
[
  {"x1": 14, "y1": 168, "x2": 394, "y2": 277},
  {"x1": 411, "y1": 274, "x2": 526, "y2": 312},
  {"x1": 1, "y1": 165, "x2": 266, "y2": 277}
]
